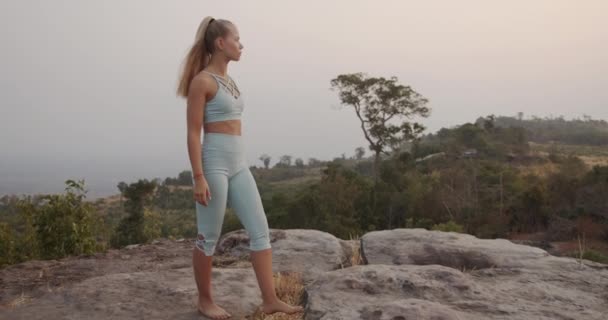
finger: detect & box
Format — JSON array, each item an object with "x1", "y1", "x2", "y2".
[
  {"x1": 199, "y1": 195, "x2": 207, "y2": 206},
  {"x1": 195, "y1": 194, "x2": 204, "y2": 206}
]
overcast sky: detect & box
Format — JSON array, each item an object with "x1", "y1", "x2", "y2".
[{"x1": 1, "y1": 0, "x2": 607, "y2": 199}]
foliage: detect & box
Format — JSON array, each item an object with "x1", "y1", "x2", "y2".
[{"x1": 0, "y1": 180, "x2": 103, "y2": 267}]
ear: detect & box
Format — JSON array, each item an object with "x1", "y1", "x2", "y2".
[{"x1": 216, "y1": 37, "x2": 225, "y2": 51}]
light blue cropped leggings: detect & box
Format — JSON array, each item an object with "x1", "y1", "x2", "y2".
[{"x1": 193, "y1": 132, "x2": 271, "y2": 256}]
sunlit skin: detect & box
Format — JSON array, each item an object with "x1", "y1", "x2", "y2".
[
  {"x1": 186, "y1": 21, "x2": 304, "y2": 319},
  {"x1": 202, "y1": 24, "x2": 243, "y2": 137}
]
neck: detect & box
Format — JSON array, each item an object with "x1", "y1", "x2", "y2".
[{"x1": 206, "y1": 54, "x2": 229, "y2": 77}]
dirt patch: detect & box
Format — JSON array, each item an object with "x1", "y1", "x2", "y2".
[{"x1": 0, "y1": 238, "x2": 247, "y2": 307}]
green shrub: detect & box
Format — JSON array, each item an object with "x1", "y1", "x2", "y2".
[{"x1": 431, "y1": 220, "x2": 465, "y2": 233}]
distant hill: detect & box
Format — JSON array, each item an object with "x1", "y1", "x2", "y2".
[{"x1": 488, "y1": 115, "x2": 608, "y2": 146}]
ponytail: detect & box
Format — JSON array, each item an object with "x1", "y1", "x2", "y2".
[{"x1": 176, "y1": 16, "x2": 232, "y2": 98}]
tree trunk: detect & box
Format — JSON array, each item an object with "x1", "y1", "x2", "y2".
[
  {"x1": 372, "y1": 152, "x2": 381, "y2": 219},
  {"x1": 373, "y1": 152, "x2": 380, "y2": 185}
]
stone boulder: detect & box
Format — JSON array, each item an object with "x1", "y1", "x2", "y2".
[{"x1": 302, "y1": 228, "x2": 608, "y2": 319}]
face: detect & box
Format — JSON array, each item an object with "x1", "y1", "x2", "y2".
[{"x1": 217, "y1": 24, "x2": 243, "y2": 61}]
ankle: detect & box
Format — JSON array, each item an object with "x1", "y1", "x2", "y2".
[
  {"x1": 262, "y1": 296, "x2": 280, "y2": 305},
  {"x1": 198, "y1": 294, "x2": 214, "y2": 303}
]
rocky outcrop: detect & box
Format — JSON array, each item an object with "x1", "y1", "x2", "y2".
[
  {"x1": 1, "y1": 228, "x2": 607, "y2": 320},
  {"x1": 304, "y1": 228, "x2": 608, "y2": 319},
  {"x1": 2, "y1": 267, "x2": 262, "y2": 319},
  {"x1": 360, "y1": 228, "x2": 550, "y2": 269},
  {"x1": 218, "y1": 228, "x2": 350, "y2": 283}
]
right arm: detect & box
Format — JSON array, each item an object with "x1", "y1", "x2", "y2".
[{"x1": 186, "y1": 75, "x2": 211, "y2": 205}]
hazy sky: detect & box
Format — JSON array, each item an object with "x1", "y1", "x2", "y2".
[{"x1": 1, "y1": 0, "x2": 607, "y2": 199}]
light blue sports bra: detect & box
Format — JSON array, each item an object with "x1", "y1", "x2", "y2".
[{"x1": 202, "y1": 71, "x2": 244, "y2": 123}]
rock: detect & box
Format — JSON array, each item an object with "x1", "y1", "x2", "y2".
[
  {"x1": 124, "y1": 244, "x2": 140, "y2": 250},
  {"x1": 218, "y1": 228, "x2": 346, "y2": 283},
  {"x1": 304, "y1": 264, "x2": 479, "y2": 319},
  {"x1": 3, "y1": 228, "x2": 607, "y2": 320},
  {"x1": 509, "y1": 239, "x2": 554, "y2": 251},
  {"x1": 304, "y1": 262, "x2": 608, "y2": 319},
  {"x1": 361, "y1": 228, "x2": 550, "y2": 269},
  {"x1": 337, "y1": 239, "x2": 360, "y2": 268},
  {"x1": 299, "y1": 228, "x2": 608, "y2": 319},
  {"x1": 1, "y1": 267, "x2": 262, "y2": 320}
]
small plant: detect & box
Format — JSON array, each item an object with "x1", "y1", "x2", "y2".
[
  {"x1": 576, "y1": 231, "x2": 586, "y2": 265},
  {"x1": 581, "y1": 249, "x2": 608, "y2": 264},
  {"x1": 349, "y1": 233, "x2": 364, "y2": 266}
]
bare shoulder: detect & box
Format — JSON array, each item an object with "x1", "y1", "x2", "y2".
[{"x1": 189, "y1": 72, "x2": 217, "y2": 98}]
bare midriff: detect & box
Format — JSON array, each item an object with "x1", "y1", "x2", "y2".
[{"x1": 203, "y1": 119, "x2": 241, "y2": 136}]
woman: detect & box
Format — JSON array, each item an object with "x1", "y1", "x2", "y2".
[{"x1": 176, "y1": 16, "x2": 304, "y2": 319}]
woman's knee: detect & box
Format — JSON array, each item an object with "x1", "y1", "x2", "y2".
[
  {"x1": 194, "y1": 232, "x2": 219, "y2": 256},
  {"x1": 249, "y1": 230, "x2": 271, "y2": 251}
]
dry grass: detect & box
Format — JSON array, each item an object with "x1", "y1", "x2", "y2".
[
  {"x1": 578, "y1": 155, "x2": 608, "y2": 167},
  {"x1": 250, "y1": 271, "x2": 305, "y2": 320},
  {"x1": 516, "y1": 161, "x2": 560, "y2": 178},
  {"x1": 249, "y1": 233, "x2": 364, "y2": 319},
  {"x1": 349, "y1": 233, "x2": 364, "y2": 267},
  {"x1": 5, "y1": 292, "x2": 33, "y2": 308},
  {"x1": 576, "y1": 232, "x2": 587, "y2": 266},
  {"x1": 268, "y1": 175, "x2": 321, "y2": 187},
  {"x1": 529, "y1": 142, "x2": 608, "y2": 165}
]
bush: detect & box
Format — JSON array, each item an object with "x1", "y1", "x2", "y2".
[
  {"x1": 0, "y1": 222, "x2": 15, "y2": 266},
  {"x1": 111, "y1": 179, "x2": 157, "y2": 247},
  {"x1": 584, "y1": 249, "x2": 608, "y2": 264},
  {"x1": 143, "y1": 208, "x2": 162, "y2": 242},
  {"x1": 544, "y1": 216, "x2": 576, "y2": 241},
  {"x1": 572, "y1": 249, "x2": 608, "y2": 264},
  {"x1": 431, "y1": 220, "x2": 465, "y2": 233},
  {"x1": 1, "y1": 179, "x2": 103, "y2": 266}
]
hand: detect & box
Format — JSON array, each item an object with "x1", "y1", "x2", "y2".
[{"x1": 193, "y1": 177, "x2": 212, "y2": 206}]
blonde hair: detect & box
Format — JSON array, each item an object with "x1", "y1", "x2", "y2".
[{"x1": 176, "y1": 16, "x2": 233, "y2": 97}]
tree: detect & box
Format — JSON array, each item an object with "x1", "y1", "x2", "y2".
[
  {"x1": 483, "y1": 115, "x2": 496, "y2": 131},
  {"x1": 177, "y1": 171, "x2": 193, "y2": 185},
  {"x1": 259, "y1": 154, "x2": 271, "y2": 169},
  {"x1": 330, "y1": 73, "x2": 430, "y2": 185},
  {"x1": 112, "y1": 179, "x2": 158, "y2": 247},
  {"x1": 117, "y1": 181, "x2": 128, "y2": 206},
  {"x1": 355, "y1": 146, "x2": 365, "y2": 160},
  {"x1": 278, "y1": 155, "x2": 292, "y2": 167},
  {"x1": 279, "y1": 163, "x2": 369, "y2": 238},
  {"x1": 308, "y1": 157, "x2": 322, "y2": 167},
  {"x1": 12, "y1": 179, "x2": 99, "y2": 262},
  {"x1": 295, "y1": 158, "x2": 304, "y2": 168}
]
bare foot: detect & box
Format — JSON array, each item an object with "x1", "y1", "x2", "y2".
[
  {"x1": 260, "y1": 299, "x2": 304, "y2": 315},
  {"x1": 198, "y1": 298, "x2": 232, "y2": 319}
]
